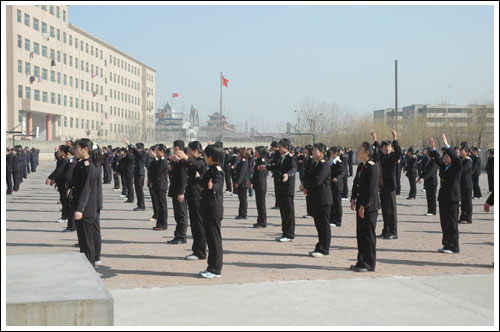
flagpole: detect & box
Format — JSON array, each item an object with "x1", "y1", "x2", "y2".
[{"x1": 220, "y1": 71, "x2": 223, "y2": 142}]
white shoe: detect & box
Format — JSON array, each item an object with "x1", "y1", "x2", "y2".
[
  {"x1": 341, "y1": 198, "x2": 349, "y2": 201},
  {"x1": 148, "y1": 217, "x2": 157, "y2": 222},
  {"x1": 309, "y1": 251, "x2": 326, "y2": 258},
  {"x1": 421, "y1": 189, "x2": 426, "y2": 192},
  {"x1": 199, "y1": 271, "x2": 221, "y2": 279},
  {"x1": 185, "y1": 255, "x2": 200, "y2": 261},
  {"x1": 56, "y1": 218, "x2": 68, "y2": 223},
  {"x1": 438, "y1": 248, "x2": 453, "y2": 254},
  {"x1": 424, "y1": 213, "x2": 434, "y2": 216},
  {"x1": 303, "y1": 214, "x2": 312, "y2": 219},
  {"x1": 330, "y1": 224, "x2": 338, "y2": 227},
  {"x1": 275, "y1": 237, "x2": 293, "y2": 243},
  {"x1": 95, "y1": 260, "x2": 102, "y2": 265},
  {"x1": 120, "y1": 194, "x2": 126, "y2": 198}
]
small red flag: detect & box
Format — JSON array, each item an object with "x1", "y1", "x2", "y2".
[
  {"x1": 222, "y1": 74, "x2": 229, "y2": 88},
  {"x1": 172, "y1": 93, "x2": 179, "y2": 98}
]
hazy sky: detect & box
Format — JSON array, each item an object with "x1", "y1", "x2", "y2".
[{"x1": 69, "y1": 4, "x2": 494, "y2": 131}]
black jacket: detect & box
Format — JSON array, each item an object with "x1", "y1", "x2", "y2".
[
  {"x1": 405, "y1": 155, "x2": 418, "y2": 178},
  {"x1": 330, "y1": 158, "x2": 345, "y2": 194},
  {"x1": 152, "y1": 157, "x2": 169, "y2": 192},
  {"x1": 130, "y1": 146, "x2": 147, "y2": 177},
  {"x1": 373, "y1": 140, "x2": 402, "y2": 192},
  {"x1": 125, "y1": 151, "x2": 135, "y2": 175},
  {"x1": 49, "y1": 158, "x2": 67, "y2": 181},
  {"x1": 351, "y1": 160, "x2": 380, "y2": 212},
  {"x1": 251, "y1": 157, "x2": 268, "y2": 191},
  {"x1": 234, "y1": 159, "x2": 249, "y2": 189},
  {"x1": 70, "y1": 159, "x2": 98, "y2": 220},
  {"x1": 57, "y1": 157, "x2": 77, "y2": 192},
  {"x1": 486, "y1": 156, "x2": 494, "y2": 174},
  {"x1": 419, "y1": 156, "x2": 438, "y2": 186},
  {"x1": 302, "y1": 157, "x2": 315, "y2": 189},
  {"x1": 179, "y1": 156, "x2": 207, "y2": 202},
  {"x1": 308, "y1": 159, "x2": 333, "y2": 206},
  {"x1": 461, "y1": 157, "x2": 473, "y2": 190},
  {"x1": 200, "y1": 164, "x2": 225, "y2": 220},
  {"x1": 168, "y1": 159, "x2": 188, "y2": 197},
  {"x1": 6, "y1": 154, "x2": 13, "y2": 173},
  {"x1": 268, "y1": 153, "x2": 297, "y2": 196},
  {"x1": 12, "y1": 154, "x2": 21, "y2": 173},
  {"x1": 471, "y1": 155, "x2": 481, "y2": 177},
  {"x1": 431, "y1": 148, "x2": 462, "y2": 203}
]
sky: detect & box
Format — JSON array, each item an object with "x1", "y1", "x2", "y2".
[{"x1": 69, "y1": 4, "x2": 494, "y2": 132}]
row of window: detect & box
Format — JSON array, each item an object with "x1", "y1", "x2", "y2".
[{"x1": 36, "y1": 5, "x2": 66, "y2": 21}]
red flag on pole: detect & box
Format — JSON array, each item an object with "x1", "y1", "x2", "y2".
[
  {"x1": 172, "y1": 93, "x2": 179, "y2": 98},
  {"x1": 222, "y1": 74, "x2": 229, "y2": 88}
]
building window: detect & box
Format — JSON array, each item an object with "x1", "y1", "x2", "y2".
[
  {"x1": 42, "y1": 68, "x2": 47, "y2": 80},
  {"x1": 70, "y1": 117, "x2": 73, "y2": 128},
  {"x1": 69, "y1": 76, "x2": 73, "y2": 87},
  {"x1": 69, "y1": 34, "x2": 72, "y2": 46},
  {"x1": 42, "y1": 91, "x2": 48, "y2": 102},
  {"x1": 24, "y1": 13, "x2": 30, "y2": 27},
  {"x1": 51, "y1": 92, "x2": 55, "y2": 104},
  {"x1": 91, "y1": 45, "x2": 93, "y2": 56},
  {"x1": 64, "y1": 95, "x2": 67, "y2": 106},
  {"x1": 34, "y1": 89, "x2": 40, "y2": 101},
  {"x1": 86, "y1": 101, "x2": 89, "y2": 111},
  {"x1": 100, "y1": 50, "x2": 103, "y2": 60},
  {"x1": 34, "y1": 66, "x2": 40, "y2": 78},
  {"x1": 42, "y1": 22, "x2": 47, "y2": 33},
  {"x1": 75, "y1": 37, "x2": 78, "y2": 49},
  {"x1": 56, "y1": 6, "x2": 60, "y2": 18},
  {"x1": 70, "y1": 96, "x2": 73, "y2": 108},
  {"x1": 86, "y1": 62, "x2": 89, "y2": 72},
  {"x1": 58, "y1": 94, "x2": 61, "y2": 105},
  {"x1": 41, "y1": 5, "x2": 47, "y2": 11},
  {"x1": 17, "y1": 35, "x2": 21, "y2": 48},
  {"x1": 18, "y1": 85, "x2": 23, "y2": 98},
  {"x1": 75, "y1": 117, "x2": 78, "y2": 128},
  {"x1": 50, "y1": 26, "x2": 55, "y2": 38},
  {"x1": 25, "y1": 62, "x2": 31, "y2": 75},
  {"x1": 33, "y1": 18, "x2": 39, "y2": 31},
  {"x1": 42, "y1": 45, "x2": 47, "y2": 57},
  {"x1": 63, "y1": 53, "x2": 66, "y2": 65},
  {"x1": 76, "y1": 98, "x2": 78, "y2": 108},
  {"x1": 80, "y1": 40, "x2": 83, "y2": 51},
  {"x1": 75, "y1": 78, "x2": 78, "y2": 89},
  {"x1": 18, "y1": 60, "x2": 22, "y2": 73},
  {"x1": 86, "y1": 120, "x2": 89, "y2": 129},
  {"x1": 81, "y1": 99, "x2": 84, "y2": 110},
  {"x1": 92, "y1": 120, "x2": 95, "y2": 130},
  {"x1": 86, "y1": 43, "x2": 88, "y2": 53},
  {"x1": 63, "y1": 74, "x2": 67, "y2": 86},
  {"x1": 75, "y1": 57, "x2": 78, "y2": 69},
  {"x1": 63, "y1": 10, "x2": 66, "y2": 22},
  {"x1": 69, "y1": 55, "x2": 73, "y2": 67},
  {"x1": 34, "y1": 42, "x2": 39, "y2": 54},
  {"x1": 57, "y1": 51, "x2": 60, "y2": 62},
  {"x1": 63, "y1": 32, "x2": 66, "y2": 43},
  {"x1": 17, "y1": 9, "x2": 21, "y2": 22},
  {"x1": 92, "y1": 102, "x2": 94, "y2": 112},
  {"x1": 57, "y1": 29, "x2": 60, "y2": 41},
  {"x1": 25, "y1": 86, "x2": 31, "y2": 99},
  {"x1": 57, "y1": 72, "x2": 61, "y2": 84},
  {"x1": 50, "y1": 70, "x2": 55, "y2": 82},
  {"x1": 81, "y1": 60, "x2": 84, "y2": 71},
  {"x1": 50, "y1": 49, "x2": 55, "y2": 60},
  {"x1": 64, "y1": 116, "x2": 67, "y2": 127},
  {"x1": 24, "y1": 38, "x2": 30, "y2": 51}
]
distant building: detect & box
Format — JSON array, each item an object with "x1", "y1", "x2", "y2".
[
  {"x1": 373, "y1": 108, "x2": 403, "y2": 127},
  {"x1": 402, "y1": 104, "x2": 494, "y2": 129}
]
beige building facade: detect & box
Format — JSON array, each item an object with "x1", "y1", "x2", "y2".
[{"x1": 6, "y1": 5, "x2": 156, "y2": 142}]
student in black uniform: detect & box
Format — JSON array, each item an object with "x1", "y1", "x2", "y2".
[
  {"x1": 11, "y1": 148, "x2": 21, "y2": 192},
  {"x1": 47, "y1": 146, "x2": 68, "y2": 223},
  {"x1": 459, "y1": 144, "x2": 473, "y2": 224},
  {"x1": 151, "y1": 144, "x2": 169, "y2": 231},
  {"x1": 251, "y1": 146, "x2": 268, "y2": 228},
  {"x1": 199, "y1": 144, "x2": 225, "y2": 279},
  {"x1": 350, "y1": 142, "x2": 379, "y2": 272},
  {"x1": 248, "y1": 148, "x2": 255, "y2": 199},
  {"x1": 418, "y1": 147, "x2": 439, "y2": 216},
  {"x1": 269, "y1": 141, "x2": 281, "y2": 209},
  {"x1": 234, "y1": 148, "x2": 249, "y2": 219},
  {"x1": 124, "y1": 146, "x2": 136, "y2": 203},
  {"x1": 111, "y1": 148, "x2": 121, "y2": 192},
  {"x1": 94, "y1": 149, "x2": 104, "y2": 265},
  {"x1": 301, "y1": 145, "x2": 314, "y2": 219},
  {"x1": 6, "y1": 149, "x2": 14, "y2": 195},
  {"x1": 118, "y1": 148, "x2": 128, "y2": 197},
  {"x1": 260, "y1": 138, "x2": 297, "y2": 242},
  {"x1": 347, "y1": 147, "x2": 354, "y2": 177},
  {"x1": 430, "y1": 134, "x2": 462, "y2": 254},
  {"x1": 58, "y1": 146, "x2": 77, "y2": 232},
  {"x1": 122, "y1": 138, "x2": 147, "y2": 211},
  {"x1": 485, "y1": 149, "x2": 494, "y2": 194},
  {"x1": 340, "y1": 148, "x2": 350, "y2": 200},
  {"x1": 147, "y1": 146, "x2": 158, "y2": 222},
  {"x1": 223, "y1": 148, "x2": 233, "y2": 193},
  {"x1": 167, "y1": 140, "x2": 188, "y2": 244},
  {"x1": 329, "y1": 147, "x2": 344, "y2": 227},
  {"x1": 307, "y1": 143, "x2": 332, "y2": 258},
  {"x1": 470, "y1": 147, "x2": 482, "y2": 199},
  {"x1": 372, "y1": 130, "x2": 402, "y2": 240},
  {"x1": 404, "y1": 147, "x2": 418, "y2": 199},
  {"x1": 70, "y1": 138, "x2": 100, "y2": 267},
  {"x1": 173, "y1": 141, "x2": 208, "y2": 261}
]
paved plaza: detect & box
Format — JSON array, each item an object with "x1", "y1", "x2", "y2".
[{"x1": 5, "y1": 161, "x2": 495, "y2": 325}]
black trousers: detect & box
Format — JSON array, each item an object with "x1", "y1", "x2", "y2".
[
  {"x1": 313, "y1": 204, "x2": 331, "y2": 255},
  {"x1": 380, "y1": 187, "x2": 397, "y2": 236},
  {"x1": 472, "y1": 174, "x2": 482, "y2": 198},
  {"x1": 172, "y1": 197, "x2": 188, "y2": 239},
  {"x1": 278, "y1": 195, "x2": 295, "y2": 239},
  {"x1": 59, "y1": 190, "x2": 68, "y2": 219},
  {"x1": 237, "y1": 186, "x2": 248, "y2": 217},
  {"x1": 104, "y1": 165, "x2": 112, "y2": 184},
  {"x1": 76, "y1": 218, "x2": 96, "y2": 267},
  {"x1": 120, "y1": 173, "x2": 128, "y2": 196},
  {"x1": 6, "y1": 172, "x2": 13, "y2": 193},
  {"x1": 149, "y1": 185, "x2": 158, "y2": 219},
  {"x1": 439, "y1": 200, "x2": 460, "y2": 252},
  {"x1": 126, "y1": 173, "x2": 134, "y2": 202},
  {"x1": 356, "y1": 209, "x2": 377, "y2": 271},
  {"x1": 225, "y1": 171, "x2": 232, "y2": 192},
  {"x1": 460, "y1": 187, "x2": 473, "y2": 223},
  {"x1": 26, "y1": 162, "x2": 31, "y2": 175},
  {"x1": 396, "y1": 170, "x2": 402, "y2": 195},
  {"x1": 94, "y1": 212, "x2": 102, "y2": 262},
  {"x1": 113, "y1": 172, "x2": 121, "y2": 190},
  {"x1": 155, "y1": 189, "x2": 168, "y2": 229},
  {"x1": 273, "y1": 177, "x2": 280, "y2": 208},
  {"x1": 188, "y1": 199, "x2": 207, "y2": 259},
  {"x1": 204, "y1": 214, "x2": 223, "y2": 275},
  {"x1": 487, "y1": 171, "x2": 494, "y2": 193},
  {"x1": 349, "y1": 163, "x2": 353, "y2": 177},
  {"x1": 60, "y1": 189, "x2": 74, "y2": 229},
  {"x1": 255, "y1": 188, "x2": 267, "y2": 226},
  {"x1": 13, "y1": 172, "x2": 20, "y2": 190},
  {"x1": 425, "y1": 184, "x2": 437, "y2": 215},
  {"x1": 306, "y1": 194, "x2": 313, "y2": 216},
  {"x1": 31, "y1": 163, "x2": 36, "y2": 172},
  {"x1": 407, "y1": 175, "x2": 416, "y2": 198},
  {"x1": 342, "y1": 176, "x2": 349, "y2": 198},
  {"x1": 330, "y1": 187, "x2": 343, "y2": 226},
  {"x1": 134, "y1": 175, "x2": 145, "y2": 208},
  {"x1": 102, "y1": 166, "x2": 109, "y2": 184}
]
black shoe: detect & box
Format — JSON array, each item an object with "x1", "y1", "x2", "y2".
[
  {"x1": 253, "y1": 224, "x2": 266, "y2": 229},
  {"x1": 406, "y1": 197, "x2": 415, "y2": 200},
  {"x1": 74, "y1": 243, "x2": 80, "y2": 247},
  {"x1": 458, "y1": 220, "x2": 469, "y2": 224},
  {"x1": 133, "y1": 207, "x2": 146, "y2": 211},
  {"x1": 384, "y1": 234, "x2": 398, "y2": 240},
  {"x1": 377, "y1": 234, "x2": 386, "y2": 238},
  {"x1": 125, "y1": 200, "x2": 134, "y2": 203},
  {"x1": 349, "y1": 265, "x2": 371, "y2": 272},
  {"x1": 271, "y1": 206, "x2": 279, "y2": 210},
  {"x1": 235, "y1": 215, "x2": 247, "y2": 220},
  {"x1": 167, "y1": 238, "x2": 187, "y2": 245}
]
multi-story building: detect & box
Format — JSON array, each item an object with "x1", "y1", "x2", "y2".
[
  {"x1": 6, "y1": 5, "x2": 156, "y2": 142},
  {"x1": 402, "y1": 104, "x2": 494, "y2": 128},
  {"x1": 373, "y1": 108, "x2": 403, "y2": 127}
]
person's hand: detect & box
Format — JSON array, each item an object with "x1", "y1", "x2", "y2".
[
  {"x1": 234, "y1": 183, "x2": 239, "y2": 189},
  {"x1": 46, "y1": 178, "x2": 50, "y2": 185},
  {"x1": 299, "y1": 184, "x2": 304, "y2": 192},
  {"x1": 66, "y1": 189, "x2": 71, "y2": 198},
  {"x1": 195, "y1": 171, "x2": 200, "y2": 178},
  {"x1": 371, "y1": 131, "x2": 377, "y2": 142},
  {"x1": 303, "y1": 188, "x2": 308, "y2": 195},
  {"x1": 149, "y1": 182, "x2": 153, "y2": 189},
  {"x1": 358, "y1": 205, "x2": 365, "y2": 219},
  {"x1": 441, "y1": 133, "x2": 449, "y2": 147},
  {"x1": 332, "y1": 178, "x2": 338, "y2": 183},
  {"x1": 175, "y1": 150, "x2": 188, "y2": 160},
  {"x1": 257, "y1": 165, "x2": 266, "y2": 171},
  {"x1": 74, "y1": 211, "x2": 83, "y2": 220},
  {"x1": 250, "y1": 184, "x2": 254, "y2": 190},
  {"x1": 430, "y1": 137, "x2": 436, "y2": 150},
  {"x1": 392, "y1": 130, "x2": 397, "y2": 140},
  {"x1": 484, "y1": 203, "x2": 491, "y2": 213},
  {"x1": 208, "y1": 179, "x2": 213, "y2": 190},
  {"x1": 168, "y1": 165, "x2": 173, "y2": 172},
  {"x1": 350, "y1": 200, "x2": 356, "y2": 211},
  {"x1": 171, "y1": 154, "x2": 180, "y2": 162},
  {"x1": 121, "y1": 137, "x2": 130, "y2": 145},
  {"x1": 282, "y1": 173, "x2": 289, "y2": 182},
  {"x1": 177, "y1": 194, "x2": 184, "y2": 203},
  {"x1": 418, "y1": 178, "x2": 424, "y2": 184},
  {"x1": 49, "y1": 180, "x2": 55, "y2": 186},
  {"x1": 231, "y1": 165, "x2": 235, "y2": 169}
]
